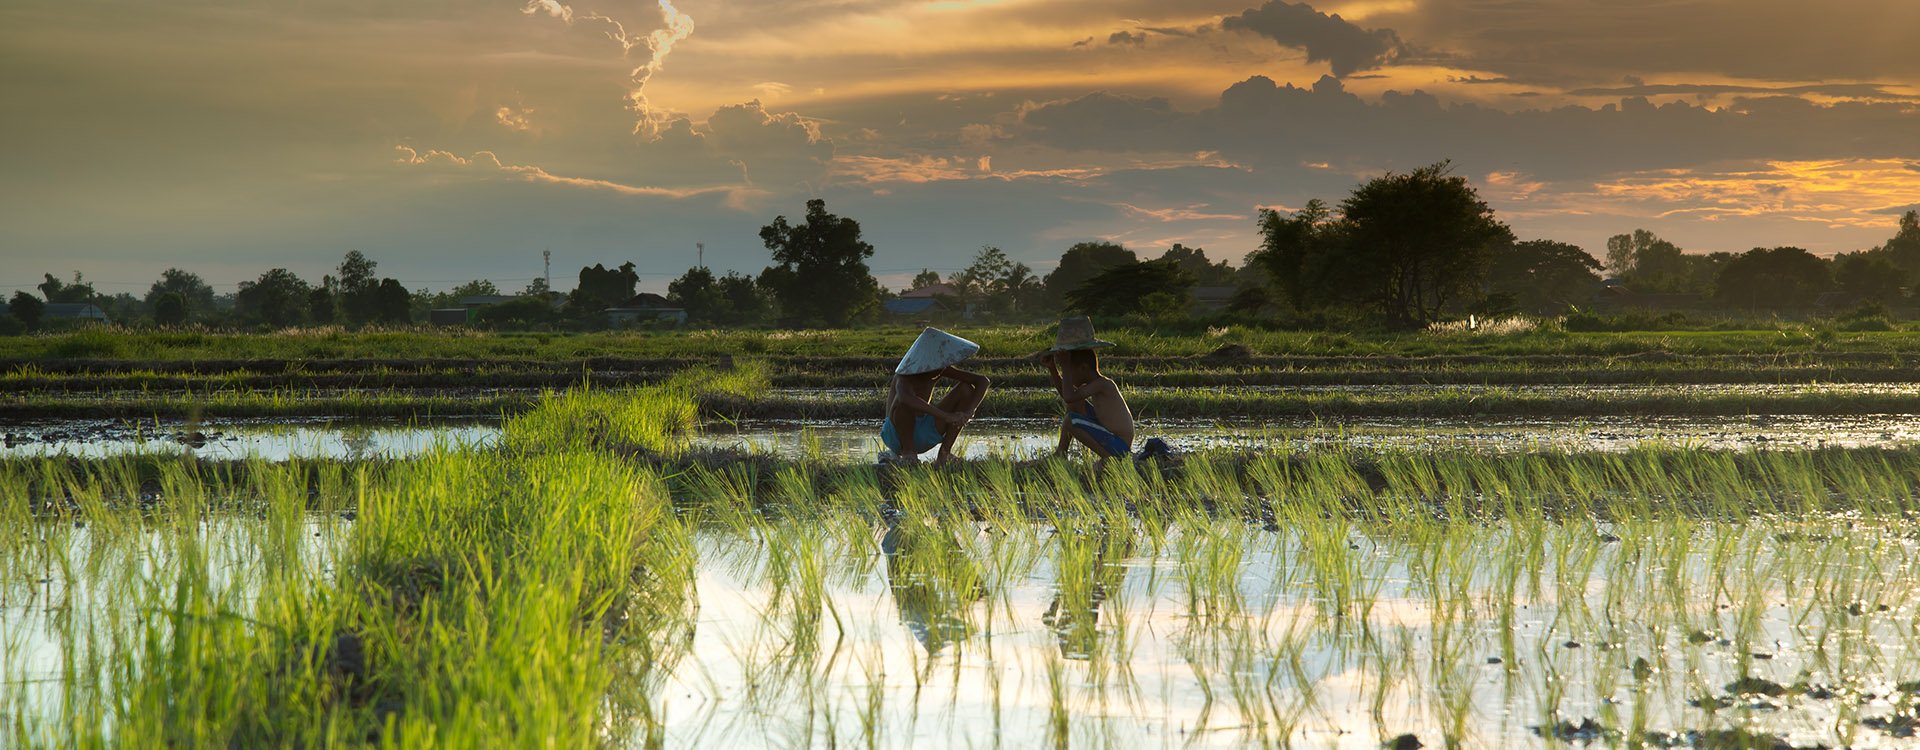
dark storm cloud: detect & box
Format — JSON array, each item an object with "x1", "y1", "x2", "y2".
[
  {"x1": 1373, "y1": 0, "x2": 1920, "y2": 84},
  {"x1": 1220, "y1": 1, "x2": 1403, "y2": 77},
  {"x1": 1018, "y1": 75, "x2": 1920, "y2": 183}
]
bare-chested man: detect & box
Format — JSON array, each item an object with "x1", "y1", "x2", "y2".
[
  {"x1": 884, "y1": 328, "x2": 990, "y2": 464},
  {"x1": 1042, "y1": 317, "x2": 1134, "y2": 461}
]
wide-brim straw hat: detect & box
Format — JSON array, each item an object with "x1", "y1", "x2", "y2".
[
  {"x1": 896, "y1": 327, "x2": 980, "y2": 375},
  {"x1": 1048, "y1": 316, "x2": 1115, "y2": 352}
]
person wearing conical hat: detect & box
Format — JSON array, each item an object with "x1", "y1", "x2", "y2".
[
  {"x1": 1041, "y1": 317, "x2": 1134, "y2": 462},
  {"x1": 883, "y1": 327, "x2": 991, "y2": 464}
]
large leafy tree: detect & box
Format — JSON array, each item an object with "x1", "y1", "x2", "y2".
[
  {"x1": 757, "y1": 199, "x2": 882, "y2": 327},
  {"x1": 1486, "y1": 239, "x2": 1604, "y2": 313},
  {"x1": 38, "y1": 273, "x2": 96, "y2": 304},
  {"x1": 670, "y1": 267, "x2": 771, "y2": 325},
  {"x1": 9, "y1": 292, "x2": 45, "y2": 328},
  {"x1": 1339, "y1": 162, "x2": 1511, "y2": 326},
  {"x1": 1158, "y1": 244, "x2": 1237, "y2": 286},
  {"x1": 145, "y1": 269, "x2": 216, "y2": 317},
  {"x1": 1251, "y1": 199, "x2": 1338, "y2": 311},
  {"x1": 1043, "y1": 241, "x2": 1136, "y2": 310},
  {"x1": 1064, "y1": 258, "x2": 1197, "y2": 317},
  {"x1": 1832, "y1": 251, "x2": 1906, "y2": 305},
  {"x1": 1714, "y1": 247, "x2": 1831, "y2": 309},
  {"x1": 235, "y1": 268, "x2": 312, "y2": 327},
  {"x1": 1604, "y1": 229, "x2": 1721, "y2": 294},
  {"x1": 1880, "y1": 210, "x2": 1920, "y2": 280},
  {"x1": 571, "y1": 262, "x2": 639, "y2": 311}
]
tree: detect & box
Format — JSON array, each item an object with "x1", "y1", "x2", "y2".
[
  {"x1": 1714, "y1": 247, "x2": 1831, "y2": 309},
  {"x1": 449, "y1": 280, "x2": 499, "y2": 298},
  {"x1": 1064, "y1": 258, "x2": 1197, "y2": 318},
  {"x1": 1338, "y1": 162, "x2": 1512, "y2": 326},
  {"x1": 715, "y1": 272, "x2": 770, "y2": 325},
  {"x1": 1486, "y1": 239, "x2": 1604, "y2": 313},
  {"x1": 1880, "y1": 210, "x2": 1920, "y2": 280},
  {"x1": 668, "y1": 266, "x2": 724, "y2": 323},
  {"x1": 369, "y1": 279, "x2": 412, "y2": 324},
  {"x1": 1832, "y1": 251, "x2": 1906, "y2": 305},
  {"x1": 145, "y1": 269, "x2": 216, "y2": 318},
  {"x1": 308, "y1": 287, "x2": 335, "y2": 324},
  {"x1": 758, "y1": 198, "x2": 883, "y2": 327},
  {"x1": 9, "y1": 292, "x2": 45, "y2": 328},
  {"x1": 1043, "y1": 241, "x2": 1136, "y2": 309},
  {"x1": 153, "y1": 292, "x2": 189, "y2": 326},
  {"x1": 1250, "y1": 199, "x2": 1338, "y2": 311},
  {"x1": 571, "y1": 262, "x2": 639, "y2": 311},
  {"x1": 909, "y1": 269, "x2": 944, "y2": 291},
  {"x1": 38, "y1": 272, "x2": 96, "y2": 304},
  {"x1": 1158, "y1": 244, "x2": 1237, "y2": 286},
  {"x1": 235, "y1": 268, "x2": 312, "y2": 327},
  {"x1": 1605, "y1": 229, "x2": 1718, "y2": 294}
]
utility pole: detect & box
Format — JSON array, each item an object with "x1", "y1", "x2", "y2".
[{"x1": 697, "y1": 242, "x2": 705, "y2": 269}]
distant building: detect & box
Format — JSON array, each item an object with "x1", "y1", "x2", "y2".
[
  {"x1": 428, "y1": 308, "x2": 475, "y2": 326},
  {"x1": 43, "y1": 303, "x2": 109, "y2": 322},
  {"x1": 1191, "y1": 286, "x2": 1236, "y2": 314},
  {"x1": 605, "y1": 292, "x2": 686, "y2": 326},
  {"x1": 898, "y1": 283, "x2": 957, "y2": 300},
  {"x1": 458, "y1": 294, "x2": 519, "y2": 308},
  {"x1": 882, "y1": 297, "x2": 950, "y2": 317}
]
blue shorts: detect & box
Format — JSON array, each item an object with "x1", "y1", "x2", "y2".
[
  {"x1": 881, "y1": 414, "x2": 945, "y2": 455},
  {"x1": 1068, "y1": 410, "x2": 1131, "y2": 457}
]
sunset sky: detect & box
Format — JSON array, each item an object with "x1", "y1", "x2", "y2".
[{"x1": 4, "y1": 0, "x2": 1918, "y2": 296}]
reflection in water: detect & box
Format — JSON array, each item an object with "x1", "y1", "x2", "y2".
[
  {"x1": 1043, "y1": 529, "x2": 1131, "y2": 661},
  {"x1": 879, "y1": 512, "x2": 986, "y2": 656}
]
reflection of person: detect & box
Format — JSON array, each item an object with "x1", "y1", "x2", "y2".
[
  {"x1": 880, "y1": 514, "x2": 986, "y2": 656},
  {"x1": 1042, "y1": 318, "x2": 1134, "y2": 461},
  {"x1": 884, "y1": 328, "x2": 990, "y2": 464}
]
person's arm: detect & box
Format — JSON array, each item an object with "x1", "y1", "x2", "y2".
[
  {"x1": 1042, "y1": 353, "x2": 1066, "y2": 393},
  {"x1": 893, "y1": 384, "x2": 954, "y2": 422},
  {"x1": 1054, "y1": 374, "x2": 1114, "y2": 404}
]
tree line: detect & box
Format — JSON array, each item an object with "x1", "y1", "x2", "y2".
[{"x1": 8, "y1": 164, "x2": 1918, "y2": 334}]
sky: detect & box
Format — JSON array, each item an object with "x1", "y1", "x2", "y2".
[{"x1": 3, "y1": 0, "x2": 1918, "y2": 297}]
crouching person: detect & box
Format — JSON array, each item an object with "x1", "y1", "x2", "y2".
[
  {"x1": 883, "y1": 328, "x2": 990, "y2": 465},
  {"x1": 1043, "y1": 317, "x2": 1135, "y2": 463}
]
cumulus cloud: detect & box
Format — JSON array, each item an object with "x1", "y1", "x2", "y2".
[{"x1": 1222, "y1": 0, "x2": 1403, "y2": 77}]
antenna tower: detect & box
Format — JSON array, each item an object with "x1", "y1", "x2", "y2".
[
  {"x1": 542, "y1": 249, "x2": 551, "y2": 290},
  {"x1": 697, "y1": 242, "x2": 705, "y2": 269}
]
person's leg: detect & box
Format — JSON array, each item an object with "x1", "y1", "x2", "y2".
[
  {"x1": 933, "y1": 380, "x2": 988, "y2": 463},
  {"x1": 1066, "y1": 412, "x2": 1128, "y2": 459}
]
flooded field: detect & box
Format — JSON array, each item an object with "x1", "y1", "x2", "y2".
[
  {"x1": 11, "y1": 466, "x2": 1920, "y2": 748},
  {"x1": 12, "y1": 367, "x2": 1920, "y2": 748},
  {"x1": 11, "y1": 411, "x2": 1920, "y2": 462}
]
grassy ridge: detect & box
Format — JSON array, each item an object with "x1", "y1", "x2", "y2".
[{"x1": 14, "y1": 324, "x2": 1920, "y2": 363}]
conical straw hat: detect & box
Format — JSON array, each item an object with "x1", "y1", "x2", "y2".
[
  {"x1": 1049, "y1": 316, "x2": 1114, "y2": 352},
  {"x1": 896, "y1": 327, "x2": 980, "y2": 375}
]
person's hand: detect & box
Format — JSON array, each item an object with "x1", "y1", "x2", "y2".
[{"x1": 944, "y1": 408, "x2": 975, "y2": 428}]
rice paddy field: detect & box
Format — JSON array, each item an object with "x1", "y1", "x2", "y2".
[{"x1": 14, "y1": 326, "x2": 1920, "y2": 748}]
